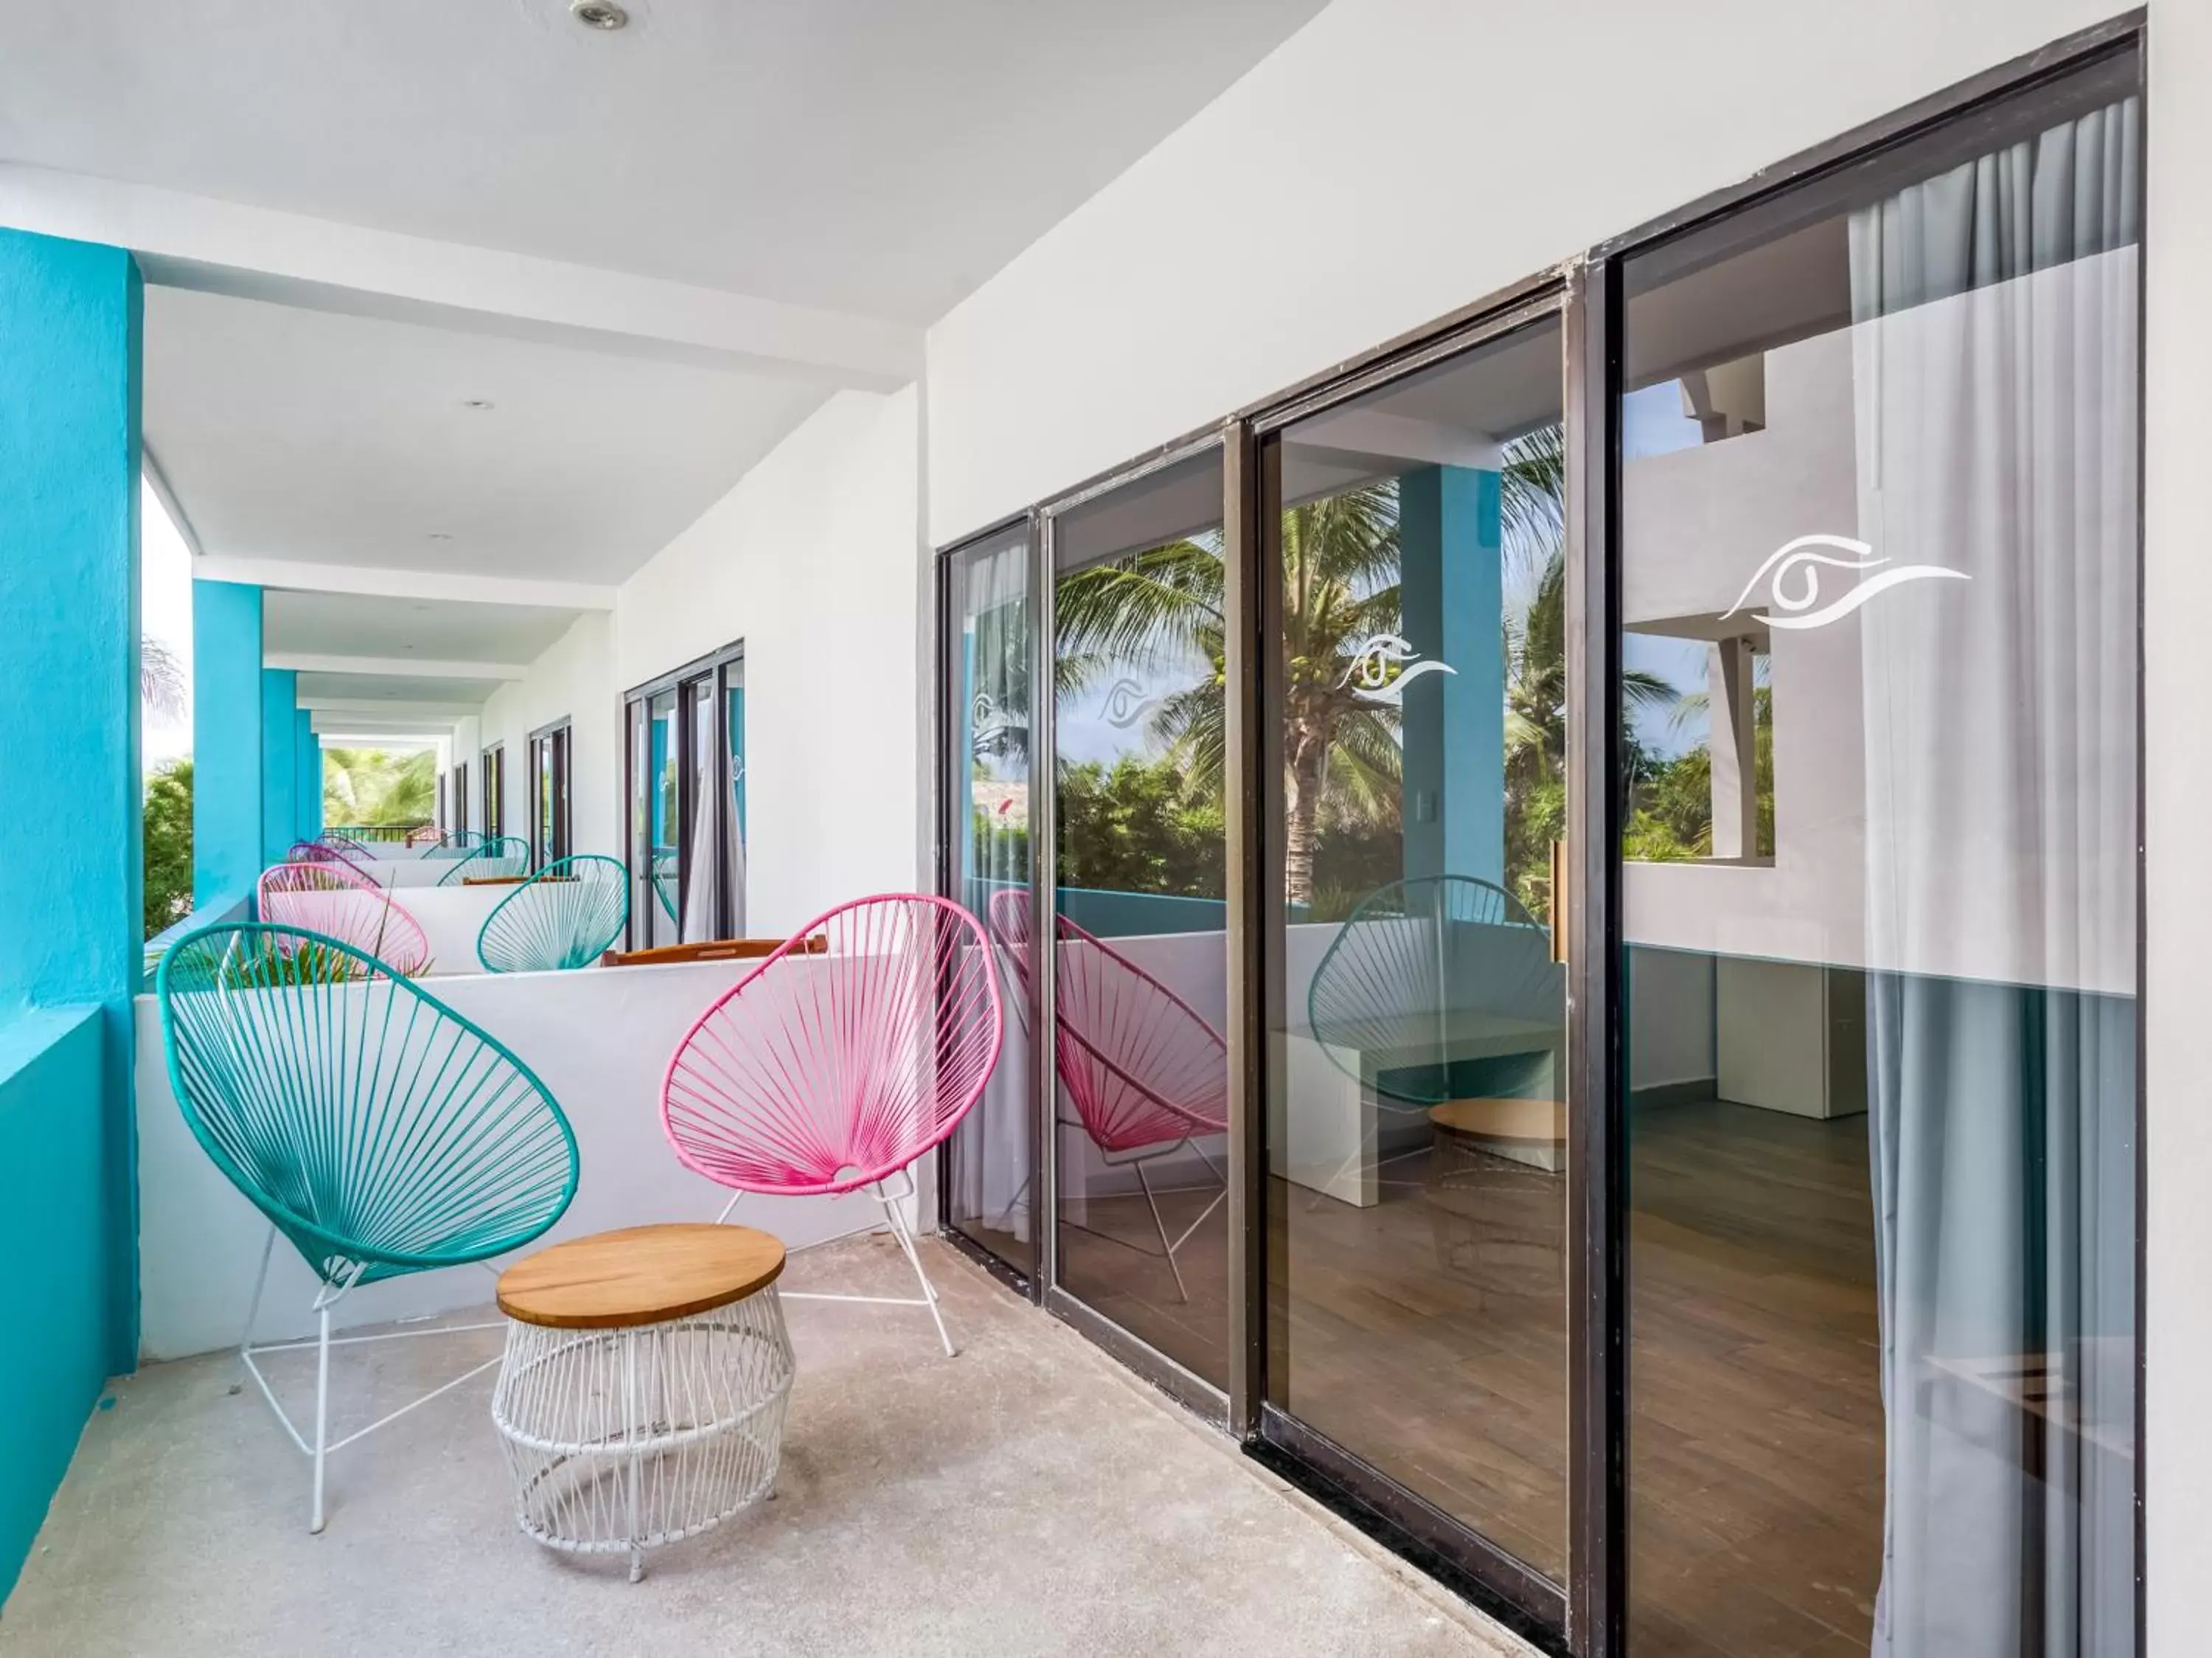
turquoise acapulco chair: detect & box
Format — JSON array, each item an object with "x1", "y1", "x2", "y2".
[
  {"x1": 156, "y1": 922, "x2": 580, "y2": 1534},
  {"x1": 476, "y1": 854, "x2": 632, "y2": 972},
  {"x1": 438, "y1": 834, "x2": 532, "y2": 887}
]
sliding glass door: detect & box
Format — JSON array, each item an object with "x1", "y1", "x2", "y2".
[
  {"x1": 942, "y1": 521, "x2": 1037, "y2": 1276},
  {"x1": 1046, "y1": 445, "x2": 1232, "y2": 1390},
  {"x1": 1256, "y1": 309, "x2": 1574, "y2": 1626},
  {"x1": 623, "y1": 642, "x2": 746, "y2": 949},
  {"x1": 1615, "y1": 50, "x2": 2140, "y2": 1658},
  {"x1": 929, "y1": 29, "x2": 2143, "y2": 1657}
]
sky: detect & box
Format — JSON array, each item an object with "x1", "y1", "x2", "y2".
[{"x1": 142, "y1": 479, "x2": 195, "y2": 771}]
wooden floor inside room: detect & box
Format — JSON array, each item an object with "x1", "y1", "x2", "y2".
[{"x1": 1035, "y1": 1096, "x2": 1882, "y2": 1657}]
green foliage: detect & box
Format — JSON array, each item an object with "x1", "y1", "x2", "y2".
[
  {"x1": 219, "y1": 937, "x2": 369, "y2": 988},
  {"x1": 324, "y1": 747, "x2": 435, "y2": 828},
  {"x1": 1057, "y1": 757, "x2": 1224, "y2": 898},
  {"x1": 143, "y1": 758, "x2": 194, "y2": 941}
]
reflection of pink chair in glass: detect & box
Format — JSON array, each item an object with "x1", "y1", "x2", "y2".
[
  {"x1": 256, "y1": 861, "x2": 434, "y2": 977},
  {"x1": 987, "y1": 890, "x2": 1228, "y2": 1302},
  {"x1": 661, "y1": 894, "x2": 1004, "y2": 1356}
]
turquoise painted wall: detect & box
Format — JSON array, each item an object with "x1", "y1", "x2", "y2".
[
  {"x1": 1399, "y1": 465, "x2": 1505, "y2": 887},
  {"x1": 260, "y1": 668, "x2": 299, "y2": 867},
  {"x1": 0, "y1": 1012, "x2": 108, "y2": 1603},
  {"x1": 0, "y1": 228, "x2": 142, "y2": 1602},
  {"x1": 191, "y1": 580, "x2": 265, "y2": 903},
  {"x1": 294, "y1": 709, "x2": 320, "y2": 842}
]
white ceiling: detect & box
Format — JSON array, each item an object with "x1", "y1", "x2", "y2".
[
  {"x1": 146, "y1": 285, "x2": 828, "y2": 581},
  {"x1": 263, "y1": 591, "x2": 580, "y2": 664},
  {"x1": 1, "y1": 0, "x2": 1331, "y2": 325}
]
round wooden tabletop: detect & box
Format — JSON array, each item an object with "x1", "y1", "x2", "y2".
[
  {"x1": 497, "y1": 1223, "x2": 787, "y2": 1330},
  {"x1": 1427, "y1": 1097, "x2": 1568, "y2": 1146}
]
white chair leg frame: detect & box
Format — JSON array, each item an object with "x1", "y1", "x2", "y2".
[
  {"x1": 237, "y1": 1225, "x2": 509, "y2": 1533},
  {"x1": 715, "y1": 1166, "x2": 957, "y2": 1356},
  {"x1": 1057, "y1": 1126, "x2": 1228, "y2": 1305}
]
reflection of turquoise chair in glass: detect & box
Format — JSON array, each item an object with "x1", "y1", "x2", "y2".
[
  {"x1": 1308, "y1": 874, "x2": 1561, "y2": 1109},
  {"x1": 651, "y1": 848, "x2": 680, "y2": 922},
  {"x1": 476, "y1": 855, "x2": 631, "y2": 972},
  {"x1": 418, "y1": 829, "x2": 484, "y2": 858},
  {"x1": 437, "y1": 834, "x2": 532, "y2": 887},
  {"x1": 156, "y1": 923, "x2": 579, "y2": 1534}
]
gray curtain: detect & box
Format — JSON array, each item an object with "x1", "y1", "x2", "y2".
[{"x1": 1851, "y1": 97, "x2": 2138, "y2": 1658}]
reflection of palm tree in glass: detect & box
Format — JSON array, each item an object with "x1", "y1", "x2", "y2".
[
  {"x1": 1054, "y1": 432, "x2": 1577, "y2": 910},
  {"x1": 1505, "y1": 548, "x2": 1676, "y2": 918},
  {"x1": 1055, "y1": 490, "x2": 1402, "y2": 910}
]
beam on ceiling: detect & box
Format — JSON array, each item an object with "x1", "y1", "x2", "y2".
[
  {"x1": 0, "y1": 163, "x2": 922, "y2": 390},
  {"x1": 265, "y1": 651, "x2": 528, "y2": 681},
  {"x1": 298, "y1": 698, "x2": 481, "y2": 718},
  {"x1": 195, "y1": 555, "x2": 614, "y2": 611},
  {"x1": 313, "y1": 729, "x2": 448, "y2": 748}
]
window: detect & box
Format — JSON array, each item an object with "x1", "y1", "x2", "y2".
[
  {"x1": 450, "y1": 760, "x2": 470, "y2": 839},
  {"x1": 622, "y1": 643, "x2": 745, "y2": 948},
  {"x1": 480, "y1": 743, "x2": 506, "y2": 842},
  {"x1": 527, "y1": 719, "x2": 571, "y2": 868}
]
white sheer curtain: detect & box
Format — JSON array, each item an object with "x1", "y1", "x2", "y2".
[{"x1": 1852, "y1": 96, "x2": 2138, "y2": 1658}]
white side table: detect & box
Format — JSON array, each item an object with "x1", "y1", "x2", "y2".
[{"x1": 492, "y1": 1223, "x2": 795, "y2": 1581}]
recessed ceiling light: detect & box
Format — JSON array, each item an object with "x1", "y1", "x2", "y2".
[
  {"x1": 571, "y1": 1, "x2": 627, "y2": 30},
  {"x1": 460, "y1": 399, "x2": 495, "y2": 412},
  {"x1": 427, "y1": 531, "x2": 454, "y2": 541}
]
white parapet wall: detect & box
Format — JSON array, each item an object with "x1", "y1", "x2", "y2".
[{"x1": 134, "y1": 957, "x2": 914, "y2": 1361}]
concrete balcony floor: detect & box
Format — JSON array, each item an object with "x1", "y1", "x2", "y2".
[{"x1": 1, "y1": 1234, "x2": 1526, "y2": 1658}]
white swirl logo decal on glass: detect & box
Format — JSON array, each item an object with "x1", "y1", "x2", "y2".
[
  {"x1": 970, "y1": 691, "x2": 1015, "y2": 756},
  {"x1": 1101, "y1": 676, "x2": 1164, "y2": 730},
  {"x1": 1721, "y1": 534, "x2": 1969, "y2": 631},
  {"x1": 1339, "y1": 634, "x2": 1457, "y2": 705}
]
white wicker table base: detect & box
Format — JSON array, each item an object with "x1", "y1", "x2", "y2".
[{"x1": 491, "y1": 1289, "x2": 795, "y2": 1582}]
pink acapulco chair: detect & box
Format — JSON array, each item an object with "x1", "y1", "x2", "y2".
[
  {"x1": 985, "y1": 890, "x2": 1229, "y2": 1303},
  {"x1": 257, "y1": 860, "x2": 434, "y2": 977},
  {"x1": 661, "y1": 894, "x2": 1004, "y2": 1356}
]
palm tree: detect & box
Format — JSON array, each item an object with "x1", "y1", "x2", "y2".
[
  {"x1": 142, "y1": 637, "x2": 187, "y2": 721},
  {"x1": 1055, "y1": 485, "x2": 1406, "y2": 908},
  {"x1": 322, "y1": 747, "x2": 436, "y2": 828}
]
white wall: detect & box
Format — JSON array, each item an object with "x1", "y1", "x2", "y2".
[
  {"x1": 925, "y1": 0, "x2": 2119, "y2": 545},
  {"x1": 613, "y1": 386, "x2": 922, "y2": 937},
  {"x1": 476, "y1": 611, "x2": 619, "y2": 858},
  {"x1": 2144, "y1": 3, "x2": 2208, "y2": 1651},
  {"x1": 134, "y1": 958, "x2": 909, "y2": 1361}
]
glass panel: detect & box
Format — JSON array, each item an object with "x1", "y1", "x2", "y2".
[
  {"x1": 726, "y1": 661, "x2": 747, "y2": 936},
  {"x1": 1617, "y1": 56, "x2": 2139, "y2": 1657},
  {"x1": 1265, "y1": 316, "x2": 1571, "y2": 1580},
  {"x1": 554, "y1": 727, "x2": 570, "y2": 861},
  {"x1": 647, "y1": 689, "x2": 679, "y2": 946},
  {"x1": 1051, "y1": 448, "x2": 1229, "y2": 1386},
  {"x1": 682, "y1": 676, "x2": 716, "y2": 940},
  {"x1": 942, "y1": 527, "x2": 1036, "y2": 1274}
]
